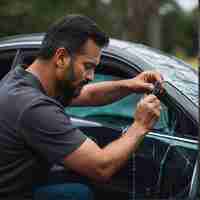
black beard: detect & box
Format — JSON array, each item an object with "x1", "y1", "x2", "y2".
[
  {"x1": 56, "y1": 59, "x2": 90, "y2": 105},
  {"x1": 57, "y1": 80, "x2": 89, "y2": 106},
  {"x1": 73, "y1": 79, "x2": 90, "y2": 96}
]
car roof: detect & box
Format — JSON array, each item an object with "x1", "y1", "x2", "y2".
[
  {"x1": 0, "y1": 33, "x2": 132, "y2": 50},
  {"x1": 0, "y1": 33, "x2": 44, "y2": 45}
]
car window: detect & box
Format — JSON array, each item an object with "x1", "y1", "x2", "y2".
[
  {"x1": 126, "y1": 45, "x2": 198, "y2": 106},
  {"x1": 19, "y1": 51, "x2": 183, "y2": 137},
  {"x1": 18, "y1": 49, "x2": 38, "y2": 66},
  {"x1": 66, "y1": 73, "x2": 170, "y2": 133},
  {"x1": 0, "y1": 50, "x2": 17, "y2": 79},
  {"x1": 171, "y1": 106, "x2": 198, "y2": 139}
]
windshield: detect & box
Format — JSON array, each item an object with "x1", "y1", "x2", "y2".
[{"x1": 126, "y1": 44, "x2": 198, "y2": 106}]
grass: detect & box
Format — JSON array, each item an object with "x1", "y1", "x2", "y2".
[
  {"x1": 175, "y1": 51, "x2": 198, "y2": 69},
  {"x1": 186, "y1": 57, "x2": 199, "y2": 69}
]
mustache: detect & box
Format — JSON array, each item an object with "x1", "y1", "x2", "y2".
[{"x1": 79, "y1": 79, "x2": 90, "y2": 87}]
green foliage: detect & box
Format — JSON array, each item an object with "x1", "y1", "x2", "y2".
[
  {"x1": 162, "y1": 6, "x2": 198, "y2": 56},
  {"x1": 0, "y1": 0, "x2": 197, "y2": 56}
]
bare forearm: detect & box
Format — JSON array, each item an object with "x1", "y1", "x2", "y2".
[
  {"x1": 71, "y1": 80, "x2": 133, "y2": 106},
  {"x1": 70, "y1": 70, "x2": 162, "y2": 107},
  {"x1": 64, "y1": 95, "x2": 159, "y2": 182},
  {"x1": 99, "y1": 122, "x2": 147, "y2": 179}
]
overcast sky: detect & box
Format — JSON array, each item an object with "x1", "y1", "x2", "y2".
[
  {"x1": 175, "y1": 0, "x2": 198, "y2": 12},
  {"x1": 101, "y1": 0, "x2": 198, "y2": 12}
]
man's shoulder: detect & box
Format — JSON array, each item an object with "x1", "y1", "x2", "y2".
[{"x1": 0, "y1": 70, "x2": 62, "y2": 118}]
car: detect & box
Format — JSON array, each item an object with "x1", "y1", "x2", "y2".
[{"x1": 0, "y1": 33, "x2": 199, "y2": 200}]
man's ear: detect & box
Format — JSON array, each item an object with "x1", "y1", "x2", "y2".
[{"x1": 54, "y1": 48, "x2": 71, "y2": 68}]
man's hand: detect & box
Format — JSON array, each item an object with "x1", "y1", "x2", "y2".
[
  {"x1": 127, "y1": 70, "x2": 164, "y2": 93},
  {"x1": 133, "y1": 94, "x2": 161, "y2": 133}
]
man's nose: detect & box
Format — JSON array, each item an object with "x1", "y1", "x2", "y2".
[{"x1": 86, "y1": 69, "x2": 94, "y2": 81}]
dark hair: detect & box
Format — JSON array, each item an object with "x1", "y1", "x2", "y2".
[{"x1": 37, "y1": 14, "x2": 109, "y2": 59}]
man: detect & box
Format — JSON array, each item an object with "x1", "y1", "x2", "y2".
[{"x1": 0, "y1": 14, "x2": 162, "y2": 200}]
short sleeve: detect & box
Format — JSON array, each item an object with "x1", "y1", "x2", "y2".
[{"x1": 18, "y1": 98, "x2": 87, "y2": 164}]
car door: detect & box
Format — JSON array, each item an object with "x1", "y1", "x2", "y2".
[
  {"x1": 156, "y1": 82, "x2": 199, "y2": 199},
  {"x1": 188, "y1": 155, "x2": 200, "y2": 199},
  {"x1": 66, "y1": 54, "x2": 199, "y2": 199},
  {"x1": 19, "y1": 48, "x2": 199, "y2": 199}
]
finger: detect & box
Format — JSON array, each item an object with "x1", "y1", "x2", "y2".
[
  {"x1": 154, "y1": 72, "x2": 163, "y2": 83},
  {"x1": 146, "y1": 99, "x2": 160, "y2": 112},
  {"x1": 143, "y1": 94, "x2": 159, "y2": 102},
  {"x1": 147, "y1": 102, "x2": 160, "y2": 112},
  {"x1": 139, "y1": 95, "x2": 160, "y2": 108},
  {"x1": 151, "y1": 99, "x2": 160, "y2": 106},
  {"x1": 143, "y1": 83, "x2": 154, "y2": 92},
  {"x1": 150, "y1": 103, "x2": 161, "y2": 115},
  {"x1": 160, "y1": 82, "x2": 165, "y2": 94},
  {"x1": 146, "y1": 71, "x2": 164, "y2": 83},
  {"x1": 154, "y1": 109, "x2": 161, "y2": 118},
  {"x1": 152, "y1": 102, "x2": 161, "y2": 110}
]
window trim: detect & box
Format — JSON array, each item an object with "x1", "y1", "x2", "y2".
[{"x1": 15, "y1": 48, "x2": 39, "y2": 67}]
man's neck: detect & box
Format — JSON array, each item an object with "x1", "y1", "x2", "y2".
[{"x1": 26, "y1": 59, "x2": 56, "y2": 97}]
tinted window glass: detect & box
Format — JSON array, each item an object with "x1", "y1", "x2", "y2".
[
  {"x1": 66, "y1": 73, "x2": 170, "y2": 132},
  {"x1": 0, "y1": 50, "x2": 16, "y2": 79},
  {"x1": 173, "y1": 109, "x2": 198, "y2": 139},
  {"x1": 19, "y1": 49, "x2": 38, "y2": 66}
]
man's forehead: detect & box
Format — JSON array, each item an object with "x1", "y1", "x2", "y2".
[
  {"x1": 85, "y1": 54, "x2": 101, "y2": 64},
  {"x1": 79, "y1": 39, "x2": 102, "y2": 63}
]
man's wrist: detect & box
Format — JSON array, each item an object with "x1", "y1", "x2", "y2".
[
  {"x1": 120, "y1": 79, "x2": 136, "y2": 93},
  {"x1": 130, "y1": 121, "x2": 149, "y2": 137}
]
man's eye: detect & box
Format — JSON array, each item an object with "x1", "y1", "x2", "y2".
[{"x1": 84, "y1": 63, "x2": 95, "y2": 70}]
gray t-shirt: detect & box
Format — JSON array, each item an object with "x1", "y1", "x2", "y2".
[{"x1": 0, "y1": 65, "x2": 87, "y2": 199}]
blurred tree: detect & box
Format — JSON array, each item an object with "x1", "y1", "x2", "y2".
[
  {"x1": 161, "y1": 4, "x2": 198, "y2": 56},
  {"x1": 126, "y1": 0, "x2": 160, "y2": 44},
  {"x1": 126, "y1": 0, "x2": 182, "y2": 49},
  {"x1": 0, "y1": 0, "x2": 197, "y2": 57},
  {"x1": 0, "y1": 0, "x2": 33, "y2": 36}
]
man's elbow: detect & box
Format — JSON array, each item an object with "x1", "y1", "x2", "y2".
[{"x1": 91, "y1": 168, "x2": 112, "y2": 183}]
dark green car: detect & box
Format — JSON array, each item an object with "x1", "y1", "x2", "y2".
[{"x1": 0, "y1": 33, "x2": 199, "y2": 199}]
